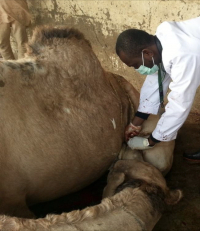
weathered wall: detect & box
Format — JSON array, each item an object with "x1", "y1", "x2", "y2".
[{"x1": 26, "y1": 0, "x2": 200, "y2": 115}]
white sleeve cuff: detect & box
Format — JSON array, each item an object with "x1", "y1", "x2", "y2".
[
  {"x1": 152, "y1": 129, "x2": 177, "y2": 142},
  {"x1": 137, "y1": 104, "x2": 160, "y2": 115}
]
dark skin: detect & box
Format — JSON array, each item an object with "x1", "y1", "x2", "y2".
[{"x1": 118, "y1": 43, "x2": 162, "y2": 146}]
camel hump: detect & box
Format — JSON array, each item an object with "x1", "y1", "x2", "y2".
[{"x1": 27, "y1": 26, "x2": 92, "y2": 55}]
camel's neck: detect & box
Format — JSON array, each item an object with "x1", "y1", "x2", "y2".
[
  {"x1": 2, "y1": 188, "x2": 162, "y2": 231},
  {"x1": 111, "y1": 188, "x2": 162, "y2": 231}
]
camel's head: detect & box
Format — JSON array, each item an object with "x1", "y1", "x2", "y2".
[{"x1": 103, "y1": 159, "x2": 182, "y2": 210}]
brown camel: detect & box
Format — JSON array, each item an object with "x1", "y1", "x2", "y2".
[
  {"x1": 0, "y1": 26, "x2": 174, "y2": 217},
  {"x1": 0, "y1": 159, "x2": 182, "y2": 231}
]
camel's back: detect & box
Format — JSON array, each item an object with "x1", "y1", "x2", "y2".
[{"x1": 0, "y1": 27, "x2": 131, "y2": 204}]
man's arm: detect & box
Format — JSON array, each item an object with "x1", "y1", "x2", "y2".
[
  {"x1": 126, "y1": 70, "x2": 172, "y2": 149},
  {"x1": 126, "y1": 71, "x2": 171, "y2": 141},
  {"x1": 152, "y1": 54, "x2": 200, "y2": 141}
]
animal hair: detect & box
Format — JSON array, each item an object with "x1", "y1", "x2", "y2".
[
  {"x1": 115, "y1": 179, "x2": 167, "y2": 213},
  {"x1": 27, "y1": 26, "x2": 92, "y2": 56}
]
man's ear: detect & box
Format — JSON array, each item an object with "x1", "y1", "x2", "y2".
[{"x1": 142, "y1": 48, "x2": 154, "y2": 60}]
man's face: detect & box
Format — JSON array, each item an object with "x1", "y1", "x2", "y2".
[
  {"x1": 118, "y1": 51, "x2": 142, "y2": 69},
  {"x1": 118, "y1": 50, "x2": 156, "y2": 69}
]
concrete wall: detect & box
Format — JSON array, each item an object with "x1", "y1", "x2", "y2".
[{"x1": 26, "y1": 0, "x2": 200, "y2": 115}]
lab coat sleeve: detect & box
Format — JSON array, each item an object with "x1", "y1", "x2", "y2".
[
  {"x1": 137, "y1": 72, "x2": 171, "y2": 114},
  {"x1": 152, "y1": 54, "x2": 200, "y2": 141}
]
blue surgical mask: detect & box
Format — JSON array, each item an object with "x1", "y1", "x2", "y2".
[{"x1": 135, "y1": 51, "x2": 159, "y2": 75}]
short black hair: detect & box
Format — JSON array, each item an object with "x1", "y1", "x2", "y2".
[{"x1": 116, "y1": 29, "x2": 154, "y2": 58}]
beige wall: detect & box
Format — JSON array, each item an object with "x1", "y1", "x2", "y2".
[{"x1": 26, "y1": 0, "x2": 200, "y2": 114}]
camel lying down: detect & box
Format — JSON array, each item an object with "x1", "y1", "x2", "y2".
[
  {"x1": 0, "y1": 25, "x2": 175, "y2": 217},
  {"x1": 0, "y1": 159, "x2": 182, "y2": 231}
]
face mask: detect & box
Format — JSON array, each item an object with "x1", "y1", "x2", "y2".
[{"x1": 135, "y1": 51, "x2": 159, "y2": 75}]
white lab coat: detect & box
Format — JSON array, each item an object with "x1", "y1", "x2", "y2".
[{"x1": 138, "y1": 17, "x2": 200, "y2": 141}]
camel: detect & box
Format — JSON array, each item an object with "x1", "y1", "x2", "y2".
[
  {"x1": 0, "y1": 26, "x2": 174, "y2": 217},
  {"x1": 0, "y1": 159, "x2": 182, "y2": 231}
]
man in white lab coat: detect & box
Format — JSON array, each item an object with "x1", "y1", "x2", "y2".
[{"x1": 116, "y1": 17, "x2": 200, "y2": 162}]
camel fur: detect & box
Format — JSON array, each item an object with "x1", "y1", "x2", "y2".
[
  {"x1": 0, "y1": 26, "x2": 174, "y2": 217},
  {"x1": 0, "y1": 159, "x2": 182, "y2": 231}
]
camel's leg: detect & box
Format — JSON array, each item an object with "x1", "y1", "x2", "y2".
[
  {"x1": 139, "y1": 115, "x2": 175, "y2": 176},
  {"x1": 142, "y1": 140, "x2": 175, "y2": 176},
  {"x1": 118, "y1": 145, "x2": 144, "y2": 161},
  {"x1": 0, "y1": 196, "x2": 35, "y2": 218}
]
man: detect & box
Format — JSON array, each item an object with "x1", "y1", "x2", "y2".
[
  {"x1": 116, "y1": 17, "x2": 200, "y2": 162},
  {"x1": 0, "y1": 0, "x2": 31, "y2": 60}
]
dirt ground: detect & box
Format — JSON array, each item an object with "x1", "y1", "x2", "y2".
[
  {"x1": 31, "y1": 112, "x2": 200, "y2": 231},
  {"x1": 154, "y1": 112, "x2": 200, "y2": 231}
]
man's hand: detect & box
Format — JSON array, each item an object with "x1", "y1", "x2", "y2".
[
  {"x1": 125, "y1": 123, "x2": 142, "y2": 141},
  {"x1": 127, "y1": 136, "x2": 155, "y2": 150}
]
